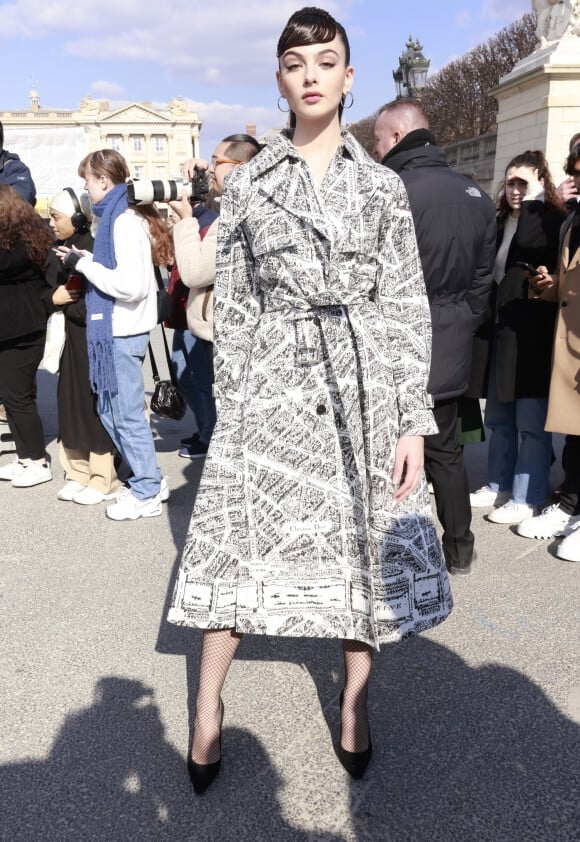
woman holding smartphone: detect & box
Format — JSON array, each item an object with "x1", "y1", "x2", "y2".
[
  {"x1": 46, "y1": 188, "x2": 120, "y2": 505},
  {"x1": 468, "y1": 150, "x2": 566, "y2": 523}
]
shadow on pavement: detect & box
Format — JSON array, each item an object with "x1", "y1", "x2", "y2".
[
  {"x1": 0, "y1": 676, "x2": 343, "y2": 842},
  {"x1": 161, "y1": 629, "x2": 577, "y2": 841}
]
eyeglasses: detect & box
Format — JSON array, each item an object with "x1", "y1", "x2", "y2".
[{"x1": 210, "y1": 156, "x2": 243, "y2": 168}]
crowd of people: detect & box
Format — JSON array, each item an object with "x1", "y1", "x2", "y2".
[{"x1": 0, "y1": 4, "x2": 579, "y2": 791}]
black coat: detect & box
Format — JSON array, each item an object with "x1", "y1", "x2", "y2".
[
  {"x1": 45, "y1": 229, "x2": 114, "y2": 454},
  {"x1": 467, "y1": 200, "x2": 566, "y2": 402},
  {"x1": 383, "y1": 139, "x2": 496, "y2": 401},
  {"x1": 0, "y1": 242, "x2": 50, "y2": 342}
]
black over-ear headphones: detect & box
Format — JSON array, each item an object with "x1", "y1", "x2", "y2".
[{"x1": 63, "y1": 187, "x2": 89, "y2": 232}]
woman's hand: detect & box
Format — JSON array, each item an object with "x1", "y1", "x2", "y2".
[
  {"x1": 392, "y1": 435, "x2": 424, "y2": 504},
  {"x1": 529, "y1": 264, "x2": 556, "y2": 296},
  {"x1": 53, "y1": 245, "x2": 88, "y2": 266},
  {"x1": 522, "y1": 169, "x2": 545, "y2": 201},
  {"x1": 556, "y1": 176, "x2": 578, "y2": 203},
  {"x1": 52, "y1": 285, "x2": 80, "y2": 307},
  {"x1": 53, "y1": 246, "x2": 71, "y2": 263}
]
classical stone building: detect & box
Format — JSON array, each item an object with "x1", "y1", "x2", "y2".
[{"x1": 2, "y1": 89, "x2": 202, "y2": 213}]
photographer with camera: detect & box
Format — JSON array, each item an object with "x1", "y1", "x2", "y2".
[
  {"x1": 55, "y1": 149, "x2": 173, "y2": 520},
  {"x1": 167, "y1": 133, "x2": 262, "y2": 459}
]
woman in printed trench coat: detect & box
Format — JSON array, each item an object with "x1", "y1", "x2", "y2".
[{"x1": 168, "y1": 7, "x2": 452, "y2": 790}]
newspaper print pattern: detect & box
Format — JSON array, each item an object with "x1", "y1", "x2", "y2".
[{"x1": 168, "y1": 131, "x2": 452, "y2": 650}]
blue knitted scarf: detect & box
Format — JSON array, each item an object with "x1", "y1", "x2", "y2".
[{"x1": 86, "y1": 183, "x2": 128, "y2": 395}]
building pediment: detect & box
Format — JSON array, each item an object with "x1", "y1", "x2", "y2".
[{"x1": 99, "y1": 104, "x2": 171, "y2": 124}]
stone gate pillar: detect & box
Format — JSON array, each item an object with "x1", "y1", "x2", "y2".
[{"x1": 492, "y1": 1, "x2": 580, "y2": 192}]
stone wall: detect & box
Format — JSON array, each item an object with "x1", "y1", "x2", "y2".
[{"x1": 444, "y1": 132, "x2": 497, "y2": 196}]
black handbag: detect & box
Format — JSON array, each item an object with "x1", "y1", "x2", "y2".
[
  {"x1": 148, "y1": 325, "x2": 186, "y2": 421},
  {"x1": 155, "y1": 265, "x2": 172, "y2": 324}
]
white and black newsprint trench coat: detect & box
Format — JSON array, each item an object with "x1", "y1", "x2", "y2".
[{"x1": 168, "y1": 131, "x2": 453, "y2": 650}]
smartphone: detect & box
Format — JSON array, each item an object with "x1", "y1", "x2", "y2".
[
  {"x1": 515, "y1": 260, "x2": 540, "y2": 275},
  {"x1": 65, "y1": 274, "x2": 82, "y2": 291}
]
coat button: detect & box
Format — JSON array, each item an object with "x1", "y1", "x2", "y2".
[
  {"x1": 562, "y1": 300, "x2": 568, "y2": 307},
  {"x1": 316, "y1": 404, "x2": 327, "y2": 415}
]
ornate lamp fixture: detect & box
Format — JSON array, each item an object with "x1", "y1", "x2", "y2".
[{"x1": 393, "y1": 37, "x2": 430, "y2": 98}]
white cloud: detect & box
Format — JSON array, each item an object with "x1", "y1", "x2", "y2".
[
  {"x1": 1, "y1": 0, "x2": 356, "y2": 87},
  {"x1": 177, "y1": 98, "x2": 283, "y2": 156},
  {"x1": 480, "y1": 0, "x2": 530, "y2": 21},
  {"x1": 90, "y1": 80, "x2": 125, "y2": 98},
  {"x1": 455, "y1": 10, "x2": 472, "y2": 28}
]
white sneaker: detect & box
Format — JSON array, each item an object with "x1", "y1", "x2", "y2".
[
  {"x1": 556, "y1": 523, "x2": 580, "y2": 561},
  {"x1": 73, "y1": 486, "x2": 118, "y2": 506},
  {"x1": 470, "y1": 486, "x2": 511, "y2": 508},
  {"x1": 516, "y1": 504, "x2": 579, "y2": 539},
  {"x1": 106, "y1": 487, "x2": 162, "y2": 521},
  {"x1": 58, "y1": 480, "x2": 86, "y2": 501},
  {"x1": 0, "y1": 458, "x2": 25, "y2": 482},
  {"x1": 12, "y1": 461, "x2": 52, "y2": 488},
  {"x1": 113, "y1": 477, "x2": 169, "y2": 502},
  {"x1": 487, "y1": 500, "x2": 536, "y2": 524}
]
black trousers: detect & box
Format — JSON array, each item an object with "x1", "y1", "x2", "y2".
[
  {"x1": 0, "y1": 331, "x2": 46, "y2": 460},
  {"x1": 424, "y1": 398, "x2": 474, "y2": 565},
  {"x1": 557, "y1": 435, "x2": 580, "y2": 515}
]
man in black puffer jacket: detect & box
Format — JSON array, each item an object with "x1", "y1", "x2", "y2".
[{"x1": 374, "y1": 99, "x2": 496, "y2": 575}]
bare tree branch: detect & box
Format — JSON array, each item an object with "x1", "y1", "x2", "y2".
[{"x1": 349, "y1": 12, "x2": 538, "y2": 153}]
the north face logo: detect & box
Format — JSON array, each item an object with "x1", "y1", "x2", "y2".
[{"x1": 466, "y1": 186, "x2": 482, "y2": 198}]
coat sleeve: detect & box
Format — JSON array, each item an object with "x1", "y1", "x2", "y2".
[
  {"x1": 375, "y1": 177, "x2": 438, "y2": 437},
  {"x1": 173, "y1": 217, "x2": 217, "y2": 290},
  {"x1": 212, "y1": 172, "x2": 262, "y2": 408},
  {"x1": 75, "y1": 213, "x2": 152, "y2": 303},
  {"x1": 466, "y1": 205, "x2": 496, "y2": 330}
]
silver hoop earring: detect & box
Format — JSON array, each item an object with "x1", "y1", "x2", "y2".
[
  {"x1": 277, "y1": 96, "x2": 290, "y2": 113},
  {"x1": 341, "y1": 92, "x2": 354, "y2": 109}
]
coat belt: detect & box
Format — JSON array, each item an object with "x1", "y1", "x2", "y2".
[{"x1": 262, "y1": 298, "x2": 371, "y2": 366}]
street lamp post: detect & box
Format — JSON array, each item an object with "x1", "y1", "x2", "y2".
[{"x1": 393, "y1": 36, "x2": 430, "y2": 99}]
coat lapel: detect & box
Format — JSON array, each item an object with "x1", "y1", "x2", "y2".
[{"x1": 250, "y1": 131, "x2": 381, "y2": 248}]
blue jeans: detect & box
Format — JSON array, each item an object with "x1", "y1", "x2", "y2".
[
  {"x1": 484, "y1": 366, "x2": 552, "y2": 505},
  {"x1": 171, "y1": 329, "x2": 216, "y2": 444},
  {"x1": 97, "y1": 334, "x2": 161, "y2": 500}
]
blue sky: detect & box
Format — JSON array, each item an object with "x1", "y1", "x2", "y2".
[{"x1": 1, "y1": 0, "x2": 531, "y2": 157}]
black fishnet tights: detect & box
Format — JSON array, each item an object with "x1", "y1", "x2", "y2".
[
  {"x1": 341, "y1": 640, "x2": 373, "y2": 753},
  {"x1": 190, "y1": 628, "x2": 242, "y2": 764},
  {"x1": 190, "y1": 630, "x2": 372, "y2": 761}
]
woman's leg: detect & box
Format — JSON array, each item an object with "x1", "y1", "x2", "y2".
[
  {"x1": 0, "y1": 333, "x2": 46, "y2": 461},
  {"x1": 98, "y1": 334, "x2": 161, "y2": 500},
  {"x1": 341, "y1": 640, "x2": 373, "y2": 752},
  {"x1": 59, "y1": 444, "x2": 90, "y2": 486},
  {"x1": 191, "y1": 629, "x2": 242, "y2": 763},
  {"x1": 512, "y1": 397, "x2": 552, "y2": 505},
  {"x1": 87, "y1": 450, "x2": 119, "y2": 494},
  {"x1": 484, "y1": 373, "x2": 517, "y2": 493}
]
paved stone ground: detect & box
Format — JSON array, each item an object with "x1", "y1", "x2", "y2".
[{"x1": 0, "y1": 330, "x2": 578, "y2": 841}]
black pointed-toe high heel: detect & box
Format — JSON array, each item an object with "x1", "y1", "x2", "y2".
[
  {"x1": 188, "y1": 699, "x2": 224, "y2": 795},
  {"x1": 338, "y1": 691, "x2": 372, "y2": 779}
]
